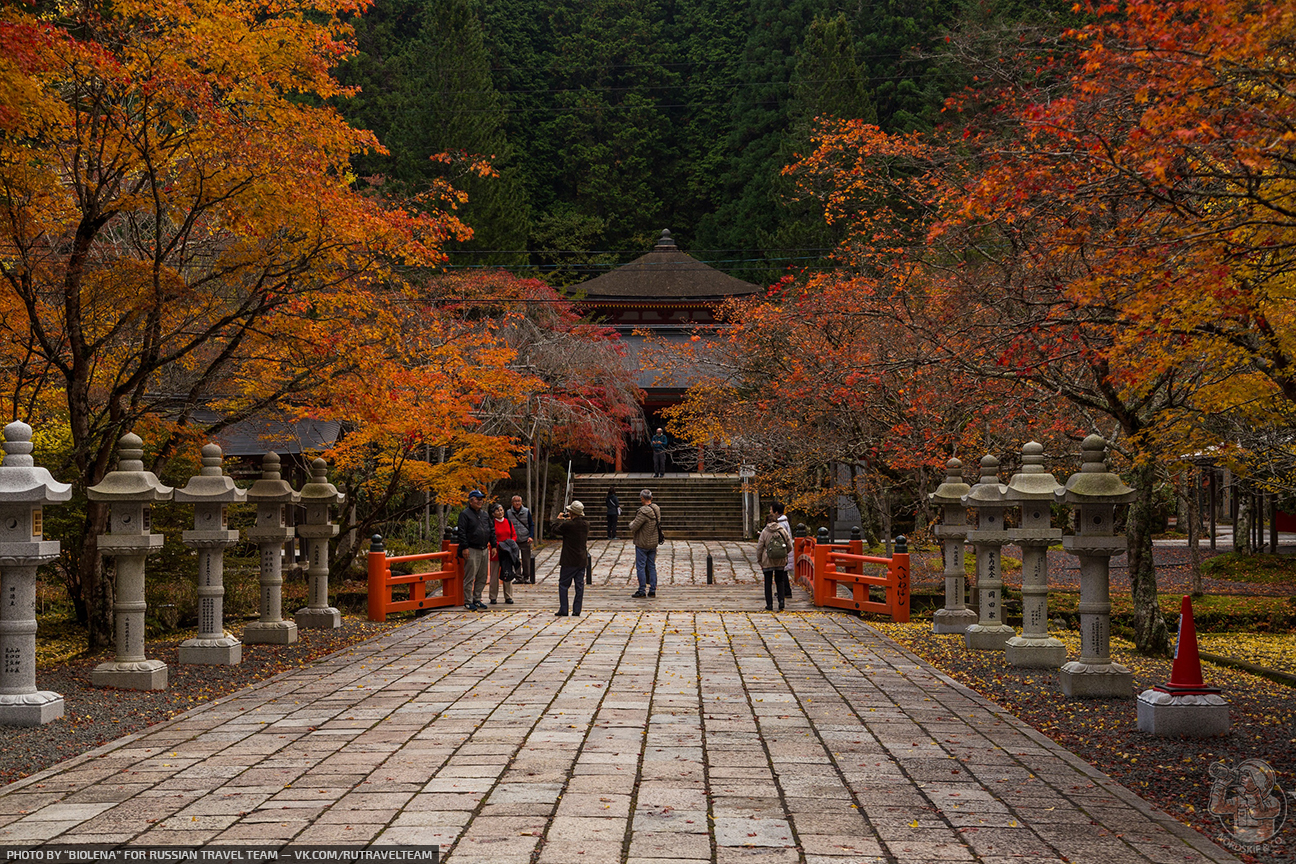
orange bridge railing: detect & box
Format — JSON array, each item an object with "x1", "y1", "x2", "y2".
[
  {"x1": 367, "y1": 534, "x2": 463, "y2": 621},
  {"x1": 791, "y1": 528, "x2": 909, "y2": 622}
]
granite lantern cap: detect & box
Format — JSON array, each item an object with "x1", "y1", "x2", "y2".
[
  {"x1": 1056, "y1": 434, "x2": 1136, "y2": 505},
  {"x1": 0, "y1": 421, "x2": 72, "y2": 504},
  {"x1": 929, "y1": 458, "x2": 970, "y2": 505},
  {"x1": 87, "y1": 433, "x2": 173, "y2": 501},
  {"x1": 961, "y1": 454, "x2": 1010, "y2": 506},
  {"x1": 298, "y1": 458, "x2": 345, "y2": 507},
  {"x1": 1006, "y1": 442, "x2": 1063, "y2": 501},
  {"x1": 174, "y1": 444, "x2": 246, "y2": 504},
  {"x1": 245, "y1": 452, "x2": 300, "y2": 504}
]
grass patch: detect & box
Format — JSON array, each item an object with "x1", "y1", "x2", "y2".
[{"x1": 1201, "y1": 551, "x2": 1296, "y2": 586}]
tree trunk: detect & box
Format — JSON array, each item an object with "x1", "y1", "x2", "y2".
[
  {"x1": 1185, "y1": 471, "x2": 1203, "y2": 596},
  {"x1": 1126, "y1": 462, "x2": 1170, "y2": 656},
  {"x1": 1234, "y1": 488, "x2": 1250, "y2": 555}
]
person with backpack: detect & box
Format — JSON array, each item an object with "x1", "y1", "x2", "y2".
[
  {"x1": 757, "y1": 510, "x2": 793, "y2": 611},
  {"x1": 628, "y1": 488, "x2": 662, "y2": 598}
]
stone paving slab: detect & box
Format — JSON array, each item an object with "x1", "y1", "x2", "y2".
[{"x1": 0, "y1": 607, "x2": 1238, "y2": 863}]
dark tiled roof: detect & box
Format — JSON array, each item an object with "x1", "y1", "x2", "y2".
[
  {"x1": 192, "y1": 410, "x2": 341, "y2": 457},
  {"x1": 578, "y1": 230, "x2": 760, "y2": 300}
]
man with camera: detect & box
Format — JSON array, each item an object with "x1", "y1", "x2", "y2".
[{"x1": 552, "y1": 501, "x2": 589, "y2": 616}]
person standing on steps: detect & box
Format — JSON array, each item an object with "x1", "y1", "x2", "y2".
[
  {"x1": 651, "y1": 428, "x2": 669, "y2": 477},
  {"x1": 553, "y1": 500, "x2": 589, "y2": 616},
  {"x1": 605, "y1": 486, "x2": 621, "y2": 539},
  {"x1": 456, "y1": 490, "x2": 495, "y2": 611},
  {"x1": 629, "y1": 488, "x2": 661, "y2": 598},
  {"x1": 757, "y1": 510, "x2": 793, "y2": 611},
  {"x1": 489, "y1": 503, "x2": 518, "y2": 605},
  {"x1": 508, "y1": 495, "x2": 535, "y2": 583}
]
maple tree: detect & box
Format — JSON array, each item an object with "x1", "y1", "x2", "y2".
[{"x1": 0, "y1": 0, "x2": 477, "y2": 643}]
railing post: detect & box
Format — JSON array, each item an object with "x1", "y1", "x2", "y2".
[
  {"x1": 813, "y1": 532, "x2": 831, "y2": 607},
  {"x1": 706, "y1": 554, "x2": 713, "y2": 584},
  {"x1": 367, "y1": 534, "x2": 387, "y2": 622},
  {"x1": 849, "y1": 526, "x2": 863, "y2": 556},
  {"x1": 891, "y1": 535, "x2": 910, "y2": 623}
]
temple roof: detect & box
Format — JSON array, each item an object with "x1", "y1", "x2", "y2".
[{"x1": 578, "y1": 230, "x2": 760, "y2": 300}]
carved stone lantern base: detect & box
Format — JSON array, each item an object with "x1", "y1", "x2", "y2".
[
  {"x1": 243, "y1": 620, "x2": 298, "y2": 645},
  {"x1": 0, "y1": 691, "x2": 64, "y2": 726},
  {"x1": 1005, "y1": 634, "x2": 1067, "y2": 668},
  {"x1": 295, "y1": 606, "x2": 341, "y2": 629},
  {"x1": 1059, "y1": 660, "x2": 1132, "y2": 698},
  {"x1": 179, "y1": 634, "x2": 243, "y2": 665},
  {"x1": 1136, "y1": 690, "x2": 1229, "y2": 737},
  {"x1": 964, "y1": 622, "x2": 1015, "y2": 651},
  {"x1": 91, "y1": 658, "x2": 167, "y2": 691},
  {"x1": 932, "y1": 608, "x2": 979, "y2": 634}
]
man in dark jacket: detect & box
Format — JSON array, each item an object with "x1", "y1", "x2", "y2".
[
  {"x1": 651, "y1": 428, "x2": 668, "y2": 477},
  {"x1": 456, "y1": 490, "x2": 495, "y2": 611},
  {"x1": 552, "y1": 500, "x2": 589, "y2": 616}
]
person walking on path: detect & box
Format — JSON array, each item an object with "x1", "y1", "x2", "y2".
[
  {"x1": 771, "y1": 500, "x2": 793, "y2": 548},
  {"x1": 605, "y1": 487, "x2": 621, "y2": 539},
  {"x1": 757, "y1": 510, "x2": 793, "y2": 611},
  {"x1": 507, "y1": 495, "x2": 535, "y2": 583},
  {"x1": 489, "y1": 503, "x2": 518, "y2": 605},
  {"x1": 628, "y1": 488, "x2": 661, "y2": 598},
  {"x1": 456, "y1": 490, "x2": 495, "y2": 611},
  {"x1": 651, "y1": 428, "x2": 669, "y2": 477},
  {"x1": 552, "y1": 500, "x2": 589, "y2": 616}
]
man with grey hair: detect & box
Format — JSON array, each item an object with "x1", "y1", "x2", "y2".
[{"x1": 628, "y1": 488, "x2": 661, "y2": 598}]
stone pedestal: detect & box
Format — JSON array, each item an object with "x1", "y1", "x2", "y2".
[
  {"x1": 1005, "y1": 443, "x2": 1067, "y2": 669},
  {"x1": 963, "y1": 455, "x2": 1016, "y2": 651},
  {"x1": 930, "y1": 459, "x2": 978, "y2": 635},
  {"x1": 175, "y1": 444, "x2": 245, "y2": 665},
  {"x1": 1136, "y1": 690, "x2": 1230, "y2": 737},
  {"x1": 88, "y1": 434, "x2": 172, "y2": 691},
  {"x1": 0, "y1": 421, "x2": 71, "y2": 726},
  {"x1": 295, "y1": 458, "x2": 344, "y2": 630},
  {"x1": 244, "y1": 453, "x2": 298, "y2": 646},
  {"x1": 1055, "y1": 435, "x2": 1136, "y2": 699}
]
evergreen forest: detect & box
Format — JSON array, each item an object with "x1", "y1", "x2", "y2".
[{"x1": 337, "y1": 0, "x2": 1075, "y2": 286}]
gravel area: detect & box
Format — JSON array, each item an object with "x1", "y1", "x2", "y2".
[
  {"x1": 874, "y1": 622, "x2": 1295, "y2": 864},
  {"x1": 7, "y1": 615, "x2": 403, "y2": 787}
]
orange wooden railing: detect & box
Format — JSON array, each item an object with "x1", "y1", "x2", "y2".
[
  {"x1": 792, "y1": 528, "x2": 909, "y2": 622},
  {"x1": 367, "y1": 534, "x2": 463, "y2": 621}
]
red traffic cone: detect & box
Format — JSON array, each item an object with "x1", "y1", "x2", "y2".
[{"x1": 1155, "y1": 596, "x2": 1220, "y2": 695}]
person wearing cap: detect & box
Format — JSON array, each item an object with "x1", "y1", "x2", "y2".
[
  {"x1": 651, "y1": 428, "x2": 669, "y2": 477},
  {"x1": 552, "y1": 500, "x2": 589, "y2": 616},
  {"x1": 628, "y1": 488, "x2": 661, "y2": 598},
  {"x1": 456, "y1": 490, "x2": 495, "y2": 611}
]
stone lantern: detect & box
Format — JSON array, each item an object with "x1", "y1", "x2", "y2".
[
  {"x1": 174, "y1": 443, "x2": 245, "y2": 665},
  {"x1": 295, "y1": 457, "x2": 345, "y2": 630},
  {"x1": 1055, "y1": 434, "x2": 1136, "y2": 698},
  {"x1": 1004, "y1": 442, "x2": 1066, "y2": 668},
  {"x1": 930, "y1": 458, "x2": 977, "y2": 634},
  {"x1": 0, "y1": 421, "x2": 72, "y2": 725},
  {"x1": 244, "y1": 452, "x2": 299, "y2": 645},
  {"x1": 88, "y1": 433, "x2": 173, "y2": 690},
  {"x1": 962, "y1": 455, "x2": 1017, "y2": 651}
]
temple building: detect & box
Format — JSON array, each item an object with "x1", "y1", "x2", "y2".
[{"x1": 575, "y1": 229, "x2": 758, "y2": 473}]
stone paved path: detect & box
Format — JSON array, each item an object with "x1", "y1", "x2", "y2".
[
  {"x1": 0, "y1": 607, "x2": 1237, "y2": 863},
  {"x1": 531, "y1": 540, "x2": 766, "y2": 587}
]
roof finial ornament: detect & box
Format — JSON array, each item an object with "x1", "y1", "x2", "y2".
[{"x1": 656, "y1": 229, "x2": 675, "y2": 248}]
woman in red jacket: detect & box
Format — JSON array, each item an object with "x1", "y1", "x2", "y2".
[{"x1": 489, "y1": 503, "x2": 519, "y2": 604}]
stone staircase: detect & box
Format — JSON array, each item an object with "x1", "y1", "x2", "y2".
[{"x1": 570, "y1": 473, "x2": 747, "y2": 540}]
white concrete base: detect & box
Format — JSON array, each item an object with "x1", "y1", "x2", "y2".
[
  {"x1": 1137, "y1": 690, "x2": 1230, "y2": 737},
  {"x1": 1005, "y1": 635, "x2": 1068, "y2": 669},
  {"x1": 91, "y1": 660, "x2": 168, "y2": 691},
  {"x1": 964, "y1": 623, "x2": 1015, "y2": 651},
  {"x1": 0, "y1": 691, "x2": 64, "y2": 726},
  {"x1": 243, "y1": 620, "x2": 298, "y2": 645},
  {"x1": 295, "y1": 607, "x2": 342, "y2": 630},
  {"x1": 1059, "y1": 661, "x2": 1132, "y2": 698},
  {"x1": 932, "y1": 608, "x2": 979, "y2": 634},
  {"x1": 179, "y1": 636, "x2": 242, "y2": 665}
]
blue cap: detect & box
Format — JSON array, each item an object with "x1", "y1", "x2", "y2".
[{"x1": 468, "y1": 489, "x2": 485, "y2": 499}]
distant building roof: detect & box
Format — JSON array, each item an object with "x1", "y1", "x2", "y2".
[
  {"x1": 192, "y1": 410, "x2": 342, "y2": 457},
  {"x1": 578, "y1": 230, "x2": 760, "y2": 300}
]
